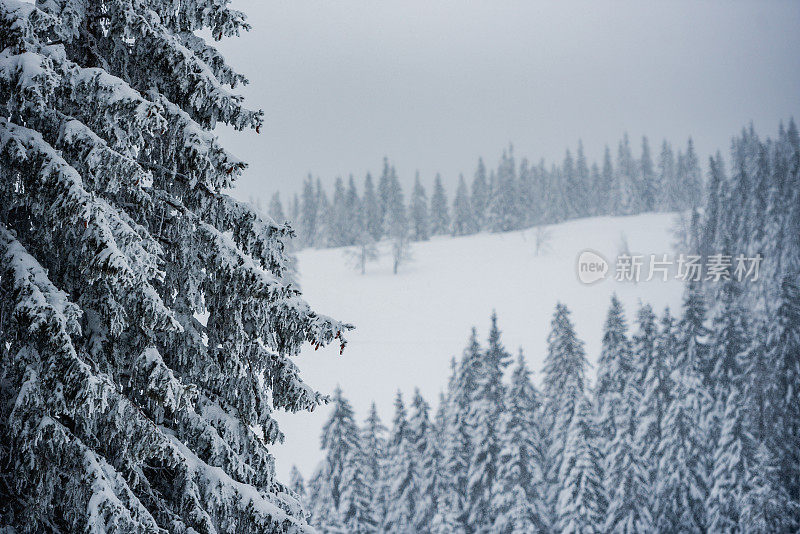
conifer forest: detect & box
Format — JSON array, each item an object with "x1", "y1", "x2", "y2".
[{"x1": 0, "y1": 0, "x2": 797, "y2": 532}]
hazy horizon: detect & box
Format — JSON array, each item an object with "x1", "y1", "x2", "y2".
[{"x1": 213, "y1": 1, "x2": 800, "y2": 202}]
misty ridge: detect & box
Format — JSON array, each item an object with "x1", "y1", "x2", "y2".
[
  {"x1": 0, "y1": 0, "x2": 798, "y2": 533},
  {"x1": 258, "y1": 133, "x2": 702, "y2": 256}
]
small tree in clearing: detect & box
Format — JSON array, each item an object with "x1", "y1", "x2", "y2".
[{"x1": 345, "y1": 231, "x2": 380, "y2": 275}]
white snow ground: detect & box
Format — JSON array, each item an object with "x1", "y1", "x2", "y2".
[{"x1": 272, "y1": 212, "x2": 686, "y2": 481}]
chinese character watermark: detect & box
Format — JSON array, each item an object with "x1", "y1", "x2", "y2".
[{"x1": 576, "y1": 251, "x2": 763, "y2": 285}]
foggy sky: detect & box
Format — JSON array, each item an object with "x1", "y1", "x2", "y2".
[{"x1": 214, "y1": 0, "x2": 800, "y2": 203}]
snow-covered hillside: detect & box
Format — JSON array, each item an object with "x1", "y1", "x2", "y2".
[{"x1": 274, "y1": 212, "x2": 686, "y2": 480}]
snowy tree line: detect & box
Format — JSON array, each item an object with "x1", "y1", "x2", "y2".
[
  {"x1": 0, "y1": 0, "x2": 349, "y2": 531},
  {"x1": 291, "y1": 120, "x2": 800, "y2": 533},
  {"x1": 264, "y1": 134, "x2": 703, "y2": 251}
]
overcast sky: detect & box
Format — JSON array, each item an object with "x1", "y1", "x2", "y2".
[{"x1": 215, "y1": 0, "x2": 800, "y2": 203}]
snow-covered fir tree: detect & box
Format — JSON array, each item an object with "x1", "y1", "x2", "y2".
[
  {"x1": 764, "y1": 276, "x2": 800, "y2": 527},
  {"x1": 657, "y1": 140, "x2": 678, "y2": 211},
  {"x1": 309, "y1": 386, "x2": 361, "y2": 531},
  {"x1": 639, "y1": 136, "x2": 656, "y2": 213},
  {"x1": 487, "y1": 148, "x2": 519, "y2": 232},
  {"x1": 634, "y1": 307, "x2": 676, "y2": 493},
  {"x1": 603, "y1": 304, "x2": 654, "y2": 533},
  {"x1": 300, "y1": 175, "x2": 319, "y2": 247},
  {"x1": 491, "y1": 349, "x2": 549, "y2": 533},
  {"x1": 465, "y1": 312, "x2": 511, "y2": 532},
  {"x1": 556, "y1": 395, "x2": 606, "y2": 534},
  {"x1": 574, "y1": 141, "x2": 591, "y2": 218},
  {"x1": 377, "y1": 158, "x2": 393, "y2": 230},
  {"x1": 654, "y1": 284, "x2": 712, "y2": 532},
  {"x1": 598, "y1": 146, "x2": 615, "y2": 216},
  {"x1": 363, "y1": 172, "x2": 382, "y2": 242},
  {"x1": 290, "y1": 466, "x2": 307, "y2": 505},
  {"x1": 361, "y1": 402, "x2": 389, "y2": 529},
  {"x1": 739, "y1": 443, "x2": 798, "y2": 533},
  {"x1": 593, "y1": 295, "x2": 632, "y2": 470},
  {"x1": 314, "y1": 178, "x2": 332, "y2": 248},
  {"x1": 345, "y1": 175, "x2": 362, "y2": 244},
  {"x1": 270, "y1": 191, "x2": 287, "y2": 223},
  {"x1": 542, "y1": 303, "x2": 589, "y2": 522},
  {"x1": 0, "y1": 1, "x2": 351, "y2": 531},
  {"x1": 438, "y1": 335, "x2": 482, "y2": 532},
  {"x1": 328, "y1": 176, "x2": 351, "y2": 248},
  {"x1": 615, "y1": 133, "x2": 637, "y2": 215},
  {"x1": 706, "y1": 381, "x2": 756, "y2": 532},
  {"x1": 452, "y1": 174, "x2": 475, "y2": 236},
  {"x1": 383, "y1": 391, "x2": 418, "y2": 533},
  {"x1": 682, "y1": 137, "x2": 704, "y2": 210},
  {"x1": 409, "y1": 389, "x2": 445, "y2": 532},
  {"x1": 471, "y1": 158, "x2": 490, "y2": 231},
  {"x1": 339, "y1": 439, "x2": 377, "y2": 532},
  {"x1": 409, "y1": 172, "x2": 430, "y2": 242},
  {"x1": 430, "y1": 173, "x2": 451, "y2": 236}
]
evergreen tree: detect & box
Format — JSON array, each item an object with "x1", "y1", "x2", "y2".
[
  {"x1": 593, "y1": 295, "x2": 632, "y2": 465},
  {"x1": 471, "y1": 158, "x2": 490, "y2": 231},
  {"x1": 487, "y1": 148, "x2": 519, "y2": 232},
  {"x1": 308, "y1": 469, "x2": 339, "y2": 532},
  {"x1": 701, "y1": 153, "x2": 725, "y2": 259},
  {"x1": 345, "y1": 175, "x2": 362, "y2": 246},
  {"x1": 739, "y1": 443, "x2": 799, "y2": 532},
  {"x1": 616, "y1": 133, "x2": 637, "y2": 215},
  {"x1": 301, "y1": 174, "x2": 319, "y2": 247},
  {"x1": 409, "y1": 389, "x2": 444, "y2": 532},
  {"x1": 439, "y1": 335, "x2": 482, "y2": 532},
  {"x1": 362, "y1": 403, "x2": 389, "y2": 528},
  {"x1": 599, "y1": 146, "x2": 615, "y2": 215},
  {"x1": 706, "y1": 384, "x2": 755, "y2": 532},
  {"x1": 292, "y1": 193, "x2": 301, "y2": 225},
  {"x1": 556, "y1": 396, "x2": 606, "y2": 534},
  {"x1": 707, "y1": 281, "x2": 749, "y2": 447},
  {"x1": 430, "y1": 173, "x2": 451, "y2": 236},
  {"x1": 0, "y1": 1, "x2": 348, "y2": 530},
  {"x1": 542, "y1": 303, "x2": 589, "y2": 521},
  {"x1": 562, "y1": 149, "x2": 578, "y2": 218},
  {"x1": 575, "y1": 141, "x2": 591, "y2": 218},
  {"x1": 315, "y1": 178, "x2": 331, "y2": 248},
  {"x1": 639, "y1": 136, "x2": 656, "y2": 212},
  {"x1": 764, "y1": 276, "x2": 800, "y2": 524},
  {"x1": 654, "y1": 284, "x2": 712, "y2": 532},
  {"x1": 290, "y1": 465, "x2": 307, "y2": 507},
  {"x1": 270, "y1": 191, "x2": 287, "y2": 223},
  {"x1": 363, "y1": 172, "x2": 382, "y2": 241},
  {"x1": 466, "y1": 312, "x2": 511, "y2": 532},
  {"x1": 588, "y1": 163, "x2": 602, "y2": 216},
  {"x1": 340, "y1": 443, "x2": 377, "y2": 533},
  {"x1": 603, "y1": 304, "x2": 654, "y2": 533},
  {"x1": 312, "y1": 387, "x2": 362, "y2": 531},
  {"x1": 383, "y1": 165, "x2": 410, "y2": 274},
  {"x1": 378, "y1": 157, "x2": 393, "y2": 229},
  {"x1": 452, "y1": 174, "x2": 475, "y2": 236},
  {"x1": 384, "y1": 391, "x2": 418, "y2": 533},
  {"x1": 657, "y1": 140, "x2": 677, "y2": 211},
  {"x1": 329, "y1": 176, "x2": 350, "y2": 247},
  {"x1": 492, "y1": 350, "x2": 549, "y2": 533},
  {"x1": 409, "y1": 172, "x2": 430, "y2": 241},
  {"x1": 634, "y1": 308, "x2": 676, "y2": 489},
  {"x1": 517, "y1": 158, "x2": 537, "y2": 224},
  {"x1": 683, "y1": 137, "x2": 703, "y2": 209}
]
